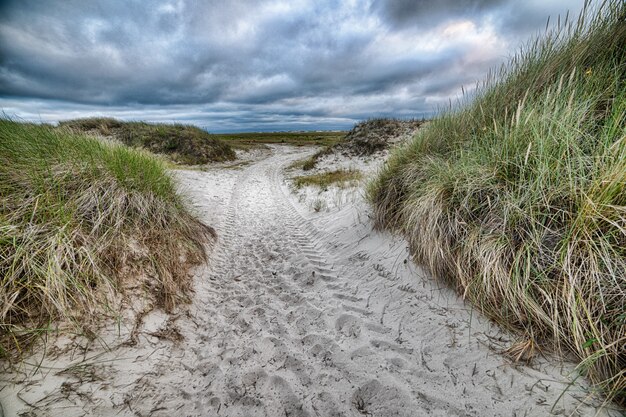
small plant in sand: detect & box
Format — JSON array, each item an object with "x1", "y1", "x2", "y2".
[{"x1": 311, "y1": 198, "x2": 326, "y2": 212}]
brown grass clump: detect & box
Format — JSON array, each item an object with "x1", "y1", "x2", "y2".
[
  {"x1": 0, "y1": 119, "x2": 213, "y2": 360},
  {"x1": 368, "y1": 0, "x2": 625, "y2": 406}
]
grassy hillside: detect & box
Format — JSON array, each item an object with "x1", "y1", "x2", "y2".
[
  {"x1": 0, "y1": 119, "x2": 212, "y2": 359},
  {"x1": 369, "y1": 0, "x2": 625, "y2": 404},
  {"x1": 59, "y1": 118, "x2": 236, "y2": 165}
]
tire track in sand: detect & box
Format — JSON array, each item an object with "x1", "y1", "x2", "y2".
[{"x1": 129, "y1": 149, "x2": 443, "y2": 416}]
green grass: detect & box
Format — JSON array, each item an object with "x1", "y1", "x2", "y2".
[
  {"x1": 214, "y1": 131, "x2": 346, "y2": 149},
  {"x1": 294, "y1": 169, "x2": 362, "y2": 189},
  {"x1": 59, "y1": 118, "x2": 236, "y2": 165},
  {"x1": 0, "y1": 119, "x2": 212, "y2": 360},
  {"x1": 289, "y1": 146, "x2": 335, "y2": 171},
  {"x1": 368, "y1": 0, "x2": 625, "y2": 405}
]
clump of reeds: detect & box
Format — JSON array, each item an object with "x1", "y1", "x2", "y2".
[
  {"x1": 368, "y1": 0, "x2": 625, "y2": 405},
  {"x1": 0, "y1": 119, "x2": 213, "y2": 359}
]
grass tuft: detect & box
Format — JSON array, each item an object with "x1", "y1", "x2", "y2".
[
  {"x1": 0, "y1": 119, "x2": 213, "y2": 360},
  {"x1": 302, "y1": 146, "x2": 335, "y2": 171},
  {"x1": 368, "y1": 0, "x2": 625, "y2": 405}
]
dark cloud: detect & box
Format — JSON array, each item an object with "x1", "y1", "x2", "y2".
[
  {"x1": 371, "y1": 0, "x2": 503, "y2": 28},
  {"x1": 0, "y1": 0, "x2": 586, "y2": 131}
]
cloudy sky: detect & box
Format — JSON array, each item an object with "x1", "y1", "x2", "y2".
[{"x1": 0, "y1": 0, "x2": 586, "y2": 132}]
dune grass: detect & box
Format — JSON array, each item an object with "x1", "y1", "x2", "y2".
[
  {"x1": 290, "y1": 119, "x2": 424, "y2": 172},
  {"x1": 0, "y1": 119, "x2": 213, "y2": 360},
  {"x1": 59, "y1": 118, "x2": 236, "y2": 165},
  {"x1": 294, "y1": 169, "x2": 362, "y2": 189},
  {"x1": 368, "y1": 0, "x2": 625, "y2": 405}
]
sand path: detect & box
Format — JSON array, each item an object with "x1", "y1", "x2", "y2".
[{"x1": 0, "y1": 146, "x2": 616, "y2": 417}]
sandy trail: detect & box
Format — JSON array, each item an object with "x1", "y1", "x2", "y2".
[{"x1": 0, "y1": 146, "x2": 617, "y2": 417}]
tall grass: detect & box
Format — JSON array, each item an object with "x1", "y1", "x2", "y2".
[
  {"x1": 368, "y1": 0, "x2": 625, "y2": 405},
  {"x1": 0, "y1": 119, "x2": 213, "y2": 359}
]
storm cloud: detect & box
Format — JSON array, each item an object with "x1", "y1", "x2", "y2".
[{"x1": 0, "y1": 0, "x2": 585, "y2": 131}]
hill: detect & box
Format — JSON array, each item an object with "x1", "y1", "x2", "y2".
[
  {"x1": 59, "y1": 118, "x2": 236, "y2": 165},
  {"x1": 0, "y1": 119, "x2": 213, "y2": 359}
]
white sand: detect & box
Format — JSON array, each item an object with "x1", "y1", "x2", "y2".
[{"x1": 0, "y1": 145, "x2": 620, "y2": 417}]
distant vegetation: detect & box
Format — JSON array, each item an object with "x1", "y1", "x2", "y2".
[
  {"x1": 60, "y1": 118, "x2": 347, "y2": 162},
  {"x1": 369, "y1": 0, "x2": 625, "y2": 405},
  {"x1": 214, "y1": 130, "x2": 346, "y2": 149},
  {"x1": 0, "y1": 119, "x2": 212, "y2": 359},
  {"x1": 59, "y1": 117, "x2": 236, "y2": 165}
]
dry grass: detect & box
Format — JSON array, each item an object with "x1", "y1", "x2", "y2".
[
  {"x1": 0, "y1": 119, "x2": 213, "y2": 360},
  {"x1": 368, "y1": 0, "x2": 625, "y2": 405},
  {"x1": 290, "y1": 146, "x2": 335, "y2": 171}
]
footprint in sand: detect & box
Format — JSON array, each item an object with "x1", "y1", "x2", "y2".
[
  {"x1": 352, "y1": 379, "x2": 417, "y2": 417},
  {"x1": 335, "y1": 313, "x2": 362, "y2": 338}
]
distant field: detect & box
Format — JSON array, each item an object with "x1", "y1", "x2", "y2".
[{"x1": 214, "y1": 131, "x2": 347, "y2": 149}]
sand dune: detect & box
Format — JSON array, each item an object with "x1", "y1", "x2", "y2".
[{"x1": 0, "y1": 145, "x2": 616, "y2": 417}]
